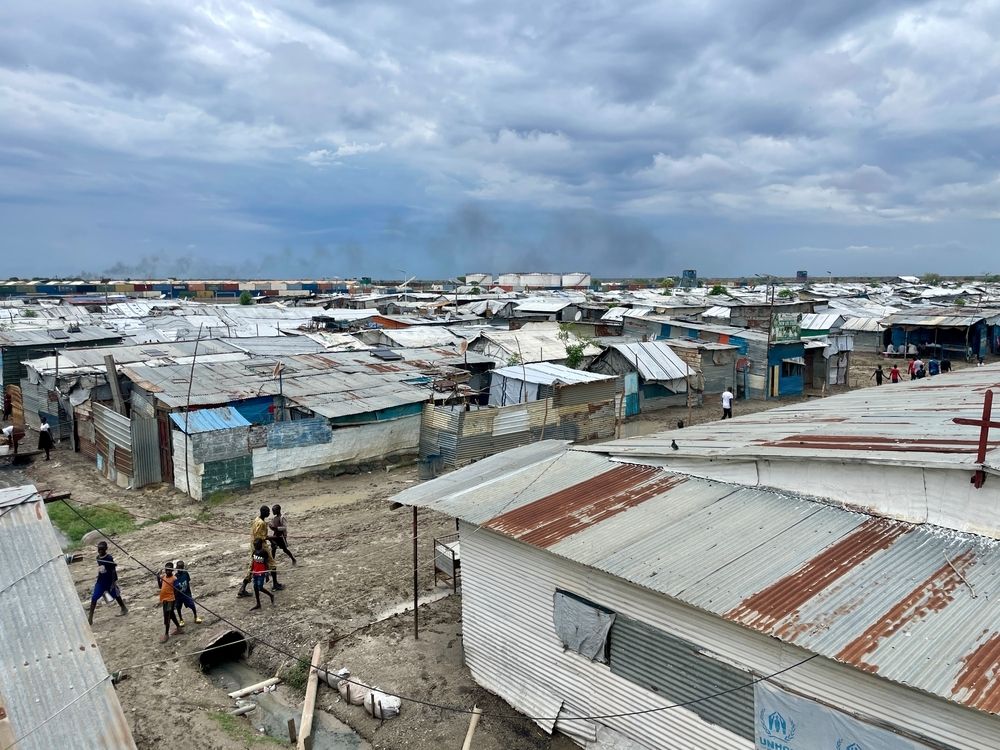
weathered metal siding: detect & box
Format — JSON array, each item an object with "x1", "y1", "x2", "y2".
[
  {"x1": 0, "y1": 486, "x2": 137, "y2": 749},
  {"x1": 420, "y1": 394, "x2": 617, "y2": 468},
  {"x1": 459, "y1": 523, "x2": 999, "y2": 750},
  {"x1": 131, "y1": 413, "x2": 161, "y2": 487},
  {"x1": 609, "y1": 615, "x2": 753, "y2": 740},
  {"x1": 92, "y1": 402, "x2": 133, "y2": 485},
  {"x1": 19, "y1": 377, "x2": 72, "y2": 440},
  {"x1": 419, "y1": 405, "x2": 460, "y2": 464}
]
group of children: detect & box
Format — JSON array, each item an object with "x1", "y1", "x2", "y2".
[{"x1": 87, "y1": 504, "x2": 297, "y2": 642}]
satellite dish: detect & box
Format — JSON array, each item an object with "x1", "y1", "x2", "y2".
[{"x1": 574, "y1": 310, "x2": 583, "y2": 321}]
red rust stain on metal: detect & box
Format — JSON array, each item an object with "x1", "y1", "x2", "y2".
[
  {"x1": 726, "y1": 518, "x2": 909, "y2": 631},
  {"x1": 487, "y1": 464, "x2": 687, "y2": 548},
  {"x1": 836, "y1": 550, "x2": 976, "y2": 672},
  {"x1": 953, "y1": 632, "x2": 1000, "y2": 713},
  {"x1": 753, "y1": 434, "x2": 998, "y2": 453}
]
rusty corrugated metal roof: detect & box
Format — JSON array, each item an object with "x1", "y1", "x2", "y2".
[{"x1": 393, "y1": 442, "x2": 1000, "y2": 717}]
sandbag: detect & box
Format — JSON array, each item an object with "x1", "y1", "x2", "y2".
[
  {"x1": 338, "y1": 679, "x2": 370, "y2": 706},
  {"x1": 364, "y1": 689, "x2": 401, "y2": 719}
]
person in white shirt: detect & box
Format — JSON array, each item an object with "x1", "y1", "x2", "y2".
[
  {"x1": 2, "y1": 424, "x2": 20, "y2": 454},
  {"x1": 38, "y1": 417, "x2": 53, "y2": 460},
  {"x1": 721, "y1": 388, "x2": 734, "y2": 419}
]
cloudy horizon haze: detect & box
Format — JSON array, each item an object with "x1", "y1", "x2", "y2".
[{"x1": 2, "y1": 0, "x2": 999, "y2": 279}]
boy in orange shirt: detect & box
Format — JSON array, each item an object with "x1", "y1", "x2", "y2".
[{"x1": 157, "y1": 561, "x2": 184, "y2": 643}]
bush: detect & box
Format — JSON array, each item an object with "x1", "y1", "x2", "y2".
[
  {"x1": 778, "y1": 288, "x2": 793, "y2": 299},
  {"x1": 239, "y1": 291, "x2": 253, "y2": 305},
  {"x1": 709, "y1": 284, "x2": 727, "y2": 295}
]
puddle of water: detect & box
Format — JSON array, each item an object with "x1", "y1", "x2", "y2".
[{"x1": 208, "y1": 660, "x2": 369, "y2": 749}]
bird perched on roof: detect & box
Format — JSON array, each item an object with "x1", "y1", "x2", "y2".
[{"x1": 671, "y1": 440, "x2": 679, "y2": 451}]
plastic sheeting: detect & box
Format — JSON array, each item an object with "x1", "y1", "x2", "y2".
[{"x1": 554, "y1": 590, "x2": 615, "y2": 664}]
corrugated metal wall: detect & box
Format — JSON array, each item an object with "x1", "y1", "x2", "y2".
[
  {"x1": 609, "y1": 615, "x2": 753, "y2": 740},
  {"x1": 92, "y1": 402, "x2": 133, "y2": 485},
  {"x1": 458, "y1": 524, "x2": 996, "y2": 750},
  {"x1": 19, "y1": 378, "x2": 71, "y2": 440},
  {"x1": 420, "y1": 394, "x2": 617, "y2": 468},
  {"x1": 131, "y1": 414, "x2": 161, "y2": 487}
]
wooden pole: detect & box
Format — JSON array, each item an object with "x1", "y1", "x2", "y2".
[
  {"x1": 286, "y1": 718, "x2": 297, "y2": 743},
  {"x1": 103, "y1": 355, "x2": 126, "y2": 415},
  {"x1": 461, "y1": 706, "x2": 483, "y2": 750},
  {"x1": 296, "y1": 642, "x2": 324, "y2": 750},
  {"x1": 412, "y1": 505, "x2": 419, "y2": 640}
]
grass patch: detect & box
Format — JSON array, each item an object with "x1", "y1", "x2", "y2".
[
  {"x1": 208, "y1": 712, "x2": 284, "y2": 746},
  {"x1": 46, "y1": 501, "x2": 136, "y2": 548},
  {"x1": 282, "y1": 659, "x2": 309, "y2": 691}
]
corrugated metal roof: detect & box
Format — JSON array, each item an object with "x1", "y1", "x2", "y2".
[
  {"x1": 608, "y1": 341, "x2": 692, "y2": 382},
  {"x1": 491, "y1": 362, "x2": 615, "y2": 386},
  {"x1": 393, "y1": 446, "x2": 1000, "y2": 717},
  {"x1": 0, "y1": 326, "x2": 120, "y2": 347},
  {"x1": 587, "y1": 364, "x2": 1000, "y2": 472},
  {"x1": 169, "y1": 406, "x2": 251, "y2": 434},
  {"x1": 473, "y1": 327, "x2": 602, "y2": 363},
  {"x1": 0, "y1": 485, "x2": 136, "y2": 749},
  {"x1": 799, "y1": 312, "x2": 844, "y2": 330},
  {"x1": 840, "y1": 316, "x2": 885, "y2": 333},
  {"x1": 373, "y1": 327, "x2": 463, "y2": 348},
  {"x1": 513, "y1": 298, "x2": 577, "y2": 313}
]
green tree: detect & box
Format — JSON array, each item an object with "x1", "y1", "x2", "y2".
[
  {"x1": 239, "y1": 290, "x2": 254, "y2": 305},
  {"x1": 709, "y1": 284, "x2": 727, "y2": 296},
  {"x1": 506, "y1": 353, "x2": 522, "y2": 366},
  {"x1": 661, "y1": 277, "x2": 676, "y2": 289},
  {"x1": 921, "y1": 272, "x2": 942, "y2": 284},
  {"x1": 778, "y1": 288, "x2": 793, "y2": 299},
  {"x1": 955, "y1": 297, "x2": 967, "y2": 306}
]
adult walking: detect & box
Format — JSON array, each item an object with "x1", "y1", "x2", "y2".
[
  {"x1": 37, "y1": 416, "x2": 53, "y2": 460},
  {"x1": 269, "y1": 504, "x2": 296, "y2": 567},
  {"x1": 238, "y1": 505, "x2": 283, "y2": 597},
  {"x1": 721, "y1": 387, "x2": 734, "y2": 419}
]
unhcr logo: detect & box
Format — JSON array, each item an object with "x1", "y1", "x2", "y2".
[
  {"x1": 758, "y1": 709, "x2": 797, "y2": 749},
  {"x1": 836, "y1": 742, "x2": 864, "y2": 750}
]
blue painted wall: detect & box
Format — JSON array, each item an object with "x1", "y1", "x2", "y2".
[{"x1": 767, "y1": 342, "x2": 805, "y2": 397}]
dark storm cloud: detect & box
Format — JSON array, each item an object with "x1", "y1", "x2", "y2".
[{"x1": 0, "y1": 0, "x2": 998, "y2": 278}]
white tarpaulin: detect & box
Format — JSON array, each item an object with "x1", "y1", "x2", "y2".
[{"x1": 754, "y1": 682, "x2": 928, "y2": 750}]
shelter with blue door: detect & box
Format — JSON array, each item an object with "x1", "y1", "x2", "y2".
[
  {"x1": 882, "y1": 307, "x2": 1000, "y2": 361},
  {"x1": 622, "y1": 316, "x2": 805, "y2": 400}
]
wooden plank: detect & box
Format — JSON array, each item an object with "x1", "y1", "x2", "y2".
[
  {"x1": 296, "y1": 642, "x2": 324, "y2": 750},
  {"x1": 103, "y1": 355, "x2": 126, "y2": 415}
]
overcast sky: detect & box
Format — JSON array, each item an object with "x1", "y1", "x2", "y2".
[{"x1": 2, "y1": 0, "x2": 999, "y2": 279}]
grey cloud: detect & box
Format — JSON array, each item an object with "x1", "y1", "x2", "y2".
[{"x1": 0, "y1": 0, "x2": 998, "y2": 276}]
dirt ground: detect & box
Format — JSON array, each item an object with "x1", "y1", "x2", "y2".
[
  {"x1": 18, "y1": 448, "x2": 578, "y2": 750},
  {"x1": 13, "y1": 367, "x2": 938, "y2": 749}
]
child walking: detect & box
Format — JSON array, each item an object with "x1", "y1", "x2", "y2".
[
  {"x1": 157, "y1": 562, "x2": 184, "y2": 643},
  {"x1": 87, "y1": 540, "x2": 128, "y2": 626},
  {"x1": 173, "y1": 560, "x2": 203, "y2": 626},
  {"x1": 249, "y1": 539, "x2": 275, "y2": 611}
]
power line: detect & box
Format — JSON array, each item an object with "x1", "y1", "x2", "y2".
[{"x1": 58, "y1": 497, "x2": 822, "y2": 723}]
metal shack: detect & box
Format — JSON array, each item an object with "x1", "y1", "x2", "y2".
[
  {"x1": 392, "y1": 369, "x2": 1000, "y2": 750},
  {"x1": 586, "y1": 341, "x2": 692, "y2": 414}
]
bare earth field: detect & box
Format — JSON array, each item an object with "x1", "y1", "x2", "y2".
[
  {"x1": 18, "y1": 449, "x2": 579, "y2": 750},
  {"x1": 14, "y1": 372, "x2": 942, "y2": 749}
]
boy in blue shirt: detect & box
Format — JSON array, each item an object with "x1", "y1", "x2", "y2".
[
  {"x1": 173, "y1": 560, "x2": 203, "y2": 626},
  {"x1": 87, "y1": 541, "x2": 128, "y2": 626}
]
